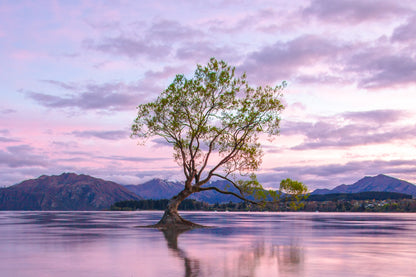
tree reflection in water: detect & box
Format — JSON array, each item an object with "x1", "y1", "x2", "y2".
[
  {"x1": 162, "y1": 228, "x2": 201, "y2": 277},
  {"x1": 161, "y1": 229, "x2": 304, "y2": 277}
]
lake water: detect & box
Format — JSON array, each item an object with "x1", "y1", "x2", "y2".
[{"x1": 1, "y1": 211, "x2": 415, "y2": 277}]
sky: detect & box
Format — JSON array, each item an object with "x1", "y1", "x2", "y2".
[{"x1": 1, "y1": 0, "x2": 415, "y2": 191}]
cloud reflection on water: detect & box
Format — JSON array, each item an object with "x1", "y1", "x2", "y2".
[{"x1": 1, "y1": 211, "x2": 416, "y2": 276}]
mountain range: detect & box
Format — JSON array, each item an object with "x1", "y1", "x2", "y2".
[
  {"x1": 0, "y1": 173, "x2": 415, "y2": 210},
  {"x1": 125, "y1": 179, "x2": 243, "y2": 204},
  {"x1": 312, "y1": 174, "x2": 416, "y2": 197}
]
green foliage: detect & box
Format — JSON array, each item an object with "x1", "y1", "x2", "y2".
[
  {"x1": 237, "y1": 174, "x2": 266, "y2": 201},
  {"x1": 279, "y1": 178, "x2": 309, "y2": 211}
]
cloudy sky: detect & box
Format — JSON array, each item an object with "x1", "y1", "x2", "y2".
[{"x1": 1, "y1": 0, "x2": 415, "y2": 190}]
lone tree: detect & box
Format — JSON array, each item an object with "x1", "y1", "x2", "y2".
[{"x1": 132, "y1": 58, "x2": 307, "y2": 229}]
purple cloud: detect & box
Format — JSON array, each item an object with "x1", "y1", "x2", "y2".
[
  {"x1": 71, "y1": 130, "x2": 129, "y2": 140},
  {"x1": 144, "y1": 65, "x2": 187, "y2": 80},
  {"x1": 51, "y1": 141, "x2": 79, "y2": 149},
  {"x1": 0, "y1": 129, "x2": 18, "y2": 143},
  {"x1": 265, "y1": 159, "x2": 416, "y2": 190},
  {"x1": 242, "y1": 35, "x2": 343, "y2": 83},
  {"x1": 26, "y1": 90, "x2": 136, "y2": 110},
  {"x1": 0, "y1": 145, "x2": 48, "y2": 168},
  {"x1": 292, "y1": 125, "x2": 415, "y2": 150},
  {"x1": 54, "y1": 157, "x2": 88, "y2": 163},
  {"x1": 84, "y1": 18, "x2": 121, "y2": 31},
  {"x1": 303, "y1": 0, "x2": 409, "y2": 23},
  {"x1": 347, "y1": 51, "x2": 416, "y2": 89},
  {"x1": 294, "y1": 74, "x2": 346, "y2": 85},
  {"x1": 83, "y1": 36, "x2": 172, "y2": 59},
  {"x1": 147, "y1": 20, "x2": 203, "y2": 41},
  {"x1": 24, "y1": 81, "x2": 146, "y2": 111},
  {"x1": 97, "y1": 155, "x2": 169, "y2": 162},
  {"x1": 392, "y1": 16, "x2": 416, "y2": 43},
  {"x1": 242, "y1": 33, "x2": 416, "y2": 88},
  {"x1": 237, "y1": 7, "x2": 415, "y2": 89},
  {"x1": 281, "y1": 110, "x2": 414, "y2": 150},
  {"x1": 0, "y1": 108, "x2": 17, "y2": 114},
  {"x1": 25, "y1": 63, "x2": 185, "y2": 112},
  {"x1": 83, "y1": 17, "x2": 238, "y2": 65},
  {"x1": 175, "y1": 41, "x2": 235, "y2": 62},
  {"x1": 83, "y1": 20, "x2": 203, "y2": 60},
  {"x1": 62, "y1": 150, "x2": 90, "y2": 156},
  {"x1": 0, "y1": 129, "x2": 10, "y2": 135},
  {"x1": 0, "y1": 137, "x2": 19, "y2": 143},
  {"x1": 6, "y1": 145, "x2": 33, "y2": 153},
  {"x1": 207, "y1": 9, "x2": 283, "y2": 34},
  {"x1": 342, "y1": 110, "x2": 406, "y2": 124},
  {"x1": 133, "y1": 168, "x2": 182, "y2": 182},
  {"x1": 40, "y1": 80, "x2": 77, "y2": 90},
  {"x1": 151, "y1": 138, "x2": 172, "y2": 147}
]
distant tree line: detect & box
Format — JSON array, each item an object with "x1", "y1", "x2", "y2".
[
  {"x1": 110, "y1": 199, "x2": 254, "y2": 211},
  {"x1": 110, "y1": 199, "x2": 210, "y2": 211},
  {"x1": 301, "y1": 199, "x2": 416, "y2": 212},
  {"x1": 307, "y1": 191, "x2": 412, "y2": 201},
  {"x1": 110, "y1": 191, "x2": 416, "y2": 212}
]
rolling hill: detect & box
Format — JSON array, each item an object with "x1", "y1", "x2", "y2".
[{"x1": 0, "y1": 173, "x2": 141, "y2": 210}]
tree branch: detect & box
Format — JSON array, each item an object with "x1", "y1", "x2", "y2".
[
  {"x1": 196, "y1": 130, "x2": 223, "y2": 179},
  {"x1": 211, "y1": 173, "x2": 244, "y2": 195},
  {"x1": 198, "y1": 186, "x2": 258, "y2": 205},
  {"x1": 177, "y1": 141, "x2": 190, "y2": 179},
  {"x1": 204, "y1": 135, "x2": 245, "y2": 180}
]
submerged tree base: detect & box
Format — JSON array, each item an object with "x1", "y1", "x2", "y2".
[{"x1": 144, "y1": 210, "x2": 205, "y2": 230}]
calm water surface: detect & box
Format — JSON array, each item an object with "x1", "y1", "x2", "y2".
[{"x1": 1, "y1": 211, "x2": 415, "y2": 277}]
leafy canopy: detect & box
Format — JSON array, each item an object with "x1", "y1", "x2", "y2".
[{"x1": 132, "y1": 58, "x2": 305, "y2": 204}]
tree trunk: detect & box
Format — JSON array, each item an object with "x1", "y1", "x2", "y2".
[{"x1": 151, "y1": 188, "x2": 203, "y2": 230}]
